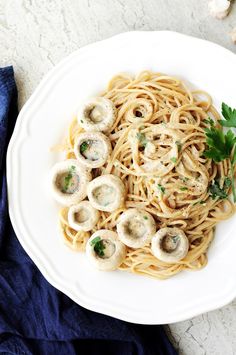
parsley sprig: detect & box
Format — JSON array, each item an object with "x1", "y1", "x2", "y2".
[{"x1": 203, "y1": 103, "x2": 236, "y2": 202}]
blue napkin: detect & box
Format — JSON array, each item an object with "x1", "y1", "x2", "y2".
[{"x1": 0, "y1": 66, "x2": 177, "y2": 355}]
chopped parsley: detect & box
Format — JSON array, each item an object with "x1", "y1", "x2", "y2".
[
  {"x1": 143, "y1": 216, "x2": 148, "y2": 220},
  {"x1": 62, "y1": 165, "x2": 76, "y2": 192},
  {"x1": 90, "y1": 236, "x2": 105, "y2": 257},
  {"x1": 175, "y1": 140, "x2": 182, "y2": 152},
  {"x1": 180, "y1": 186, "x2": 188, "y2": 191},
  {"x1": 209, "y1": 181, "x2": 227, "y2": 200},
  {"x1": 136, "y1": 132, "x2": 147, "y2": 147},
  {"x1": 170, "y1": 157, "x2": 177, "y2": 163},
  {"x1": 80, "y1": 141, "x2": 89, "y2": 153},
  {"x1": 172, "y1": 235, "x2": 179, "y2": 243},
  {"x1": 157, "y1": 184, "x2": 165, "y2": 194},
  {"x1": 224, "y1": 177, "x2": 231, "y2": 187}
]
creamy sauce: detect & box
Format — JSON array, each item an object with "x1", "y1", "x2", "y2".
[
  {"x1": 81, "y1": 140, "x2": 103, "y2": 161},
  {"x1": 56, "y1": 172, "x2": 79, "y2": 194},
  {"x1": 124, "y1": 218, "x2": 146, "y2": 239},
  {"x1": 161, "y1": 235, "x2": 179, "y2": 253},
  {"x1": 92, "y1": 184, "x2": 116, "y2": 206}
]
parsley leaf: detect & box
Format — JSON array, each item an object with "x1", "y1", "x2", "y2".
[
  {"x1": 136, "y1": 132, "x2": 147, "y2": 147},
  {"x1": 62, "y1": 165, "x2": 76, "y2": 192},
  {"x1": 143, "y1": 216, "x2": 148, "y2": 220},
  {"x1": 203, "y1": 118, "x2": 214, "y2": 126},
  {"x1": 90, "y1": 236, "x2": 105, "y2": 257},
  {"x1": 80, "y1": 141, "x2": 89, "y2": 153},
  {"x1": 180, "y1": 186, "x2": 188, "y2": 191},
  {"x1": 224, "y1": 177, "x2": 231, "y2": 188},
  {"x1": 157, "y1": 184, "x2": 165, "y2": 194},
  {"x1": 175, "y1": 140, "x2": 182, "y2": 152},
  {"x1": 170, "y1": 157, "x2": 177, "y2": 163},
  {"x1": 204, "y1": 127, "x2": 236, "y2": 162},
  {"x1": 209, "y1": 181, "x2": 227, "y2": 200},
  {"x1": 219, "y1": 103, "x2": 236, "y2": 128},
  {"x1": 172, "y1": 235, "x2": 179, "y2": 243}
]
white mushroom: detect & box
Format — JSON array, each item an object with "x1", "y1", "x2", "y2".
[
  {"x1": 68, "y1": 201, "x2": 99, "y2": 232},
  {"x1": 151, "y1": 227, "x2": 189, "y2": 263},
  {"x1": 50, "y1": 159, "x2": 91, "y2": 206},
  {"x1": 87, "y1": 174, "x2": 125, "y2": 212},
  {"x1": 77, "y1": 97, "x2": 116, "y2": 132},
  {"x1": 117, "y1": 208, "x2": 156, "y2": 248},
  {"x1": 74, "y1": 132, "x2": 112, "y2": 169},
  {"x1": 208, "y1": 0, "x2": 231, "y2": 19},
  {"x1": 86, "y1": 229, "x2": 126, "y2": 271}
]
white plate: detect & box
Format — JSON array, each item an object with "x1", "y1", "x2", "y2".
[{"x1": 7, "y1": 31, "x2": 236, "y2": 325}]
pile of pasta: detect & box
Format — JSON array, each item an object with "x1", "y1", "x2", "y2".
[{"x1": 59, "y1": 71, "x2": 234, "y2": 279}]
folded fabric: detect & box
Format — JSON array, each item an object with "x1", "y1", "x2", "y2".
[{"x1": 0, "y1": 66, "x2": 177, "y2": 355}]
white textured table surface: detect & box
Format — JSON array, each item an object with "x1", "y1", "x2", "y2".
[{"x1": 1, "y1": 1, "x2": 236, "y2": 354}]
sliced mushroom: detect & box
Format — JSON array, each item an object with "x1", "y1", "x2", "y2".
[
  {"x1": 77, "y1": 97, "x2": 116, "y2": 132},
  {"x1": 74, "y1": 132, "x2": 112, "y2": 169},
  {"x1": 117, "y1": 208, "x2": 156, "y2": 248},
  {"x1": 50, "y1": 159, "x2": 91, "y2": 206},
  {"x1": 151, "y1": 227, "x2": 189, "y2": 263},
  {"x1": 68, "y1": 201, "x2": 99, "y2": 232},
  {"x1": 86, "y1": 229, "x2": 126, "y2": 271},
  {"x1": 87, "y1": 174, "x2": 125, "y2": 212}
]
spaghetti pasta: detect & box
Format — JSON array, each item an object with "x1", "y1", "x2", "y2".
[{"x1": 58, "y1": 71, "x2": 235, "y2": 279}]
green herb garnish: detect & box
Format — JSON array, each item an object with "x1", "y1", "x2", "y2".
[
  {"x1": 90, "y1": 236, "x2": 105, "y2": 257},
  {"x1": 63, "y1": 165, "x2": 76, "y2": 192},
  {"x1": 172, "y1": 235, "x2": 179, "y2": 243},
  {"x1": 157, "y1": 184, "x2": 165, "y2": 194},
  {"x1": 80, "y1": 141, "x2": 89, "y2": 153},
  {"x1": 219, "y1": 103, "x2": 236, "y2": 128},
  {"x1": 203, "y1": 127, "x2": 235, "y2": 162},
  {"x1": 203, "y1": 103, "x2": 236, "y2": 202},
  {"x1": 224, "y1": 177, "x2": 232, "y2": 187},
  {"x1": 170, "y1": 157, "x2": 177, "y2": 163},
  {"x1": 209, "y1": 180, "x2": 228, "y2": 200},
  {"x1": 203, "y1": 118, "x2": 214, "y2": 126},
  {"x1": 180, "y1": 186, "x2": 188, "y2": 191},
  {"x1": 136, "y1": 132, "x2": 147, "y2": 147},
  {"x1": 143, "y1": 216, "x2": 148, "y2": 220},
  {"x1": 175, "y1": 140, "x2": 182, "y2": 152}
]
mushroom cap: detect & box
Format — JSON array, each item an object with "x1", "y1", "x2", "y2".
[
  {"x1": 68, "y1": 201, "x2": 100, "y2": 232},
  {"x1": 77, "y1": 97, "x2": 116, "y2": 132},
  {"x1": 87, "y1": 174, "x2": 125, "y2": 212},
  {"x1": 117, "y1": 208, "x2": 156, "y2": 248},
  {"x1": 151, "y1": 227, "x2": 189, "y2": 263},
  {"x1": 50, "y1": 159, "x2": 91, "y2": 206},
  {"x1": 86, "y1": 229, "x2": 126, "y2": 271},
  {"x1": 74, "y1": 131, "x2": 112, "y2": 169}
]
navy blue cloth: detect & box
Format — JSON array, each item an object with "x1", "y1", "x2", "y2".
[{"x1": 0, "y1": 66, "x2": 177, "y2": 355}]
